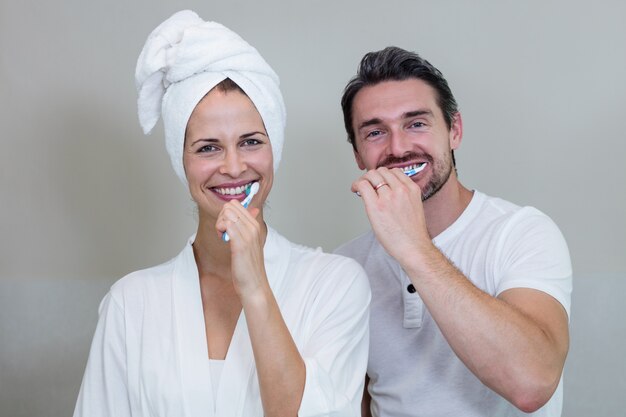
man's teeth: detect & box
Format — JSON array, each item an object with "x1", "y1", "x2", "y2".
[
  {"x1": 214, "y1": 183, "x2": 251, "y2": 195},
  {"x1": 403, "y1": 162, "x2": 426, "y2": 173}
]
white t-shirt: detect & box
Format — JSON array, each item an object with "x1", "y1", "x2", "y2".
[
  {"x1": 75, "y1": 227, "x2": 371, "y2": 417},
  {"x1": 336, "y1": 191, "x2": 572, "y2": 417}
]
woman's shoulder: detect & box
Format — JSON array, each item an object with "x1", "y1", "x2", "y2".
[
  {"x1": 291, "y1": 242, "x2": 364, "y2": 272},
  {"x1": 276, "y1": 230, "x2": 364, "y2": 272},
  {"x1": 282, "y1": 240, "x2": 371, "y2": 317},
  {"x1": 108, "y1": 256, "x2": 178, "y2": 301},
  {"x1": 277, "y1": 233, "x2": 370, "y2": 293}
]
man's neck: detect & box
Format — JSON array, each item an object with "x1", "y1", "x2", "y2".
[{"x1": 423, "y1": 173, "x2": 473, "y2": 239}]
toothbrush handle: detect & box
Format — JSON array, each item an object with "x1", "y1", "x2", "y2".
[{"x1": 222, "y1": 197, "x2": 253, "y2": 242}]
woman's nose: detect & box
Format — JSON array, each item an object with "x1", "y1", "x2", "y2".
[{"x1": 219, "y1": 149, "x2": 247, "y2": 177}]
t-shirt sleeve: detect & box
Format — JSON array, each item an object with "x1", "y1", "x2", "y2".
[
  {"x1": 298, "y1": 257, "x2": 371, "y2": 417},
  {"x1": 494, "y1": 207, "x2": 573, "y2": 317},
  {"x1": 73, "y1": 292, "x2": 132, "y2": 417}
]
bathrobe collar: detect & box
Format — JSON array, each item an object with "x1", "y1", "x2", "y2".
[{"x1": 171, "y1": 226, "x2": 291, "y2": 416}]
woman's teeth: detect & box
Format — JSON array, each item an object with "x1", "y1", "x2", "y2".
[{"x1": 214, "y1": 183, "x2": 251, "y2": 196}]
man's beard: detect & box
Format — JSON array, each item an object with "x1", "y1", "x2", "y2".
[
  {"x1": 378, "y1": 150, "x2": 454, "y2": 201},
  {"x1": 420, "y1": 151, "x2": 453, "y2": 201}
]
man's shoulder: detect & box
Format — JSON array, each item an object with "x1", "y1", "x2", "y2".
[
  {"x1": 475, "y1": 191, "x2": 521, "y2": 216},
  {"x1": 477, "y1": 192, "x2": 559, "y2": 231},
  {"x1": 470, "y1": 191, "x2": 555, "y2": 230}
]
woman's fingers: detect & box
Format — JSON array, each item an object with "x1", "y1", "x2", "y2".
[
  {"x1": 217, "y1": 200, "x2": 262, "y2": 243},
  {"x1": 216, "y1": 200, "x2": 267, "y2": 297}
]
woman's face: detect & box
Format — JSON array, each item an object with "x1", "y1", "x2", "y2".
[{"x1": 183, "y1": 88, "x2": 273, "y2": 222}]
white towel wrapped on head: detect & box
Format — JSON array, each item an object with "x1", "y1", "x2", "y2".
[{"x1": 135, "y1": 10, "x2": 286, "y2": 185}]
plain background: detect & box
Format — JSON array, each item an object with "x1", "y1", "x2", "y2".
[{"x1": 1, "y1": 0, "x2": 624, "y2": 416}]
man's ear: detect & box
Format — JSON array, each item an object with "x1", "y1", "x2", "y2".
[
  {"x1": 449, "y1": 112, "x2": 463, "y2": 150},
  {"x1": 353, "y1": 147, "x2": 366, "y2": 170}
]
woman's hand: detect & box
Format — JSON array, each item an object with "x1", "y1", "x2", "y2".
[
  {"x1": 215, "y1": 201, "x2": 268, "y2": 298},
  {"x1": 216, "y1": 201, "x2": 306, "y2": 416}
]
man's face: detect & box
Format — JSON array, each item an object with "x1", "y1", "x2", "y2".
[{"x1": 351, "y1": 78, "x2": 462, "y2": 201}]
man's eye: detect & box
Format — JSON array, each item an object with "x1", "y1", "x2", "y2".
[
  {"x1": 366, "y1": 130, "x2": 383, "y2": 138},
  {"x1": 411, "y1": 121, "x2": 425, "y2": 128}
]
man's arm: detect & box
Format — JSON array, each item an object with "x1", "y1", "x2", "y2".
[
  {"x1": 402, "y1": 245, "x2": 569, "y2": 412},
  {"x1": 352, "y1": 167, "x2": 569, "y2": 412}
]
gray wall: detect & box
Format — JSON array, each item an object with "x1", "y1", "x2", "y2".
[{"x1": 1, "y1": 0, "x2": 624, "y2": 416}]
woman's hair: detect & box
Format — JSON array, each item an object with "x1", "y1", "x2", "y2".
[{"x1": 214, "y1": 78, "x2": 245, "y2": 95}]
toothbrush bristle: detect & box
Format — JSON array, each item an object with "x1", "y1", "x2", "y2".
[
  {"x1": 223, "y1": 182, "x2": 260, "y2": 241},
  {"x1": 405, "y1": 163, "x2": 427, "y2": 177},
  {"x1": 244, "y1": 182, "x2": 259, "y2": 196}
]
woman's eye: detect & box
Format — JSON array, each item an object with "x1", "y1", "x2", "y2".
[
  {"x1": 241, "y1": 138, "x2": 262, "y2": 147},
  {"x1": 198, "y1": 144, "x2": 218, "y2": 153}
]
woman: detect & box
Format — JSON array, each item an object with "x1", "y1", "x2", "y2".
[{"x1": 73, "y1": 10, "x2": 370, "y2": 417}]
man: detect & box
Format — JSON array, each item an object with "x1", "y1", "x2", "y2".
[{"x1": 335, "y1": 47, "x2": 572, "y2": 417}]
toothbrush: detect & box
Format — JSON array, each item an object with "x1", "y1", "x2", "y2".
[
  {"x1": 222, "y1": 182, "x2": 260, "y2": 242},
  {"x1": 403, "y1": 162, "x2": 427, "y2": 177},
  {"x1": 355, "y1": 163, "x2": 428, "y2": 196}
]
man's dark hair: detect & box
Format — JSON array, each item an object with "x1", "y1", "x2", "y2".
[{"x1": 341, "y1": 47, "x2": 459, "y2": 151}]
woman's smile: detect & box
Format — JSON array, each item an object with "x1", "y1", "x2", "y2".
[
  {"x1": 210, "y1": 181, "x2": 258, "y2": 202},
  {"x1": 183, "y1": 87, "x2": 274, "y2": 220}
]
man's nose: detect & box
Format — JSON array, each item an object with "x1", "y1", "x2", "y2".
[{"x1": 387, "y1": 129, "x2": 413, "y2": 158}]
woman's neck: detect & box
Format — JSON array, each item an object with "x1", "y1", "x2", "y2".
[
  {"x1": 192, "y1": 223, "x2": 232, "y2": 279},
  {"x1": 191, "y1": 211, "x2": 268, "y2": 279}
]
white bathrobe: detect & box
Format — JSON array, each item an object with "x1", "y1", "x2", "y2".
[{"x1": 74, "y1": 227, "x2": 370, "y2": 417}]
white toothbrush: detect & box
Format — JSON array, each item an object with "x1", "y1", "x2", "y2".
[
  {"x1": 223, "y1": 182, "x2": 259, "y2": 242},
  {"x1": 403, "y1": 162, "x2": 427, "y2": 177}
]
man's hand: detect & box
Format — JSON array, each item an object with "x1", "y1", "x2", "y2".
[{"x1": 352, "y1": 167, "x2": 432, "y2": 262}]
